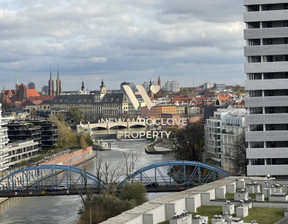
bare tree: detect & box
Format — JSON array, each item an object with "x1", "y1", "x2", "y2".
[
  {"x1": 225, "y1": 132, "x2": 247, "y2": 175},
  {"x1": 100, "y1": 161, "x2": 122, "y2": 194},
  {"x1": 123, "y1": 150, "x2": 140, "y2": 179}
]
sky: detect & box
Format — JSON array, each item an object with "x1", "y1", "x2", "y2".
[{"x1": 0, "y1": 0, "x2": 245, "y2": 91}]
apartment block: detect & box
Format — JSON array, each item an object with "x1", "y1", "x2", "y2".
[
  {"x1": 205, "y1": 106, "x2": 246, "y2": 174},
  {"x1": 244, "y1": 0, "x2": 288, "y2": 176}
]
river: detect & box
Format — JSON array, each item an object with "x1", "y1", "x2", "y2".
[{"x1": 0, "y1": 139, "x2": 175, "y2": 224}]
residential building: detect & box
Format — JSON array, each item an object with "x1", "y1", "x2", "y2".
[
  {"x1": 28, "y1": 120, "x2": 58, "y2": 151},
  {"x1": 154, "y1": 105, "x2": 177, "y2": 118},
  {"x1": 176, "y1": 105, "x2": 186, "y2": 116},
  {"x1": 5, "y1": 140, "x2": 39, "y2": 168},
  {"x1": 0, "y1": 104, "x2": 9, "y2": 171},
  {"x1": 187, "y1": 106, "x2": 201, "y2": 115},
  {"x1": 0, "y1": 105, "x2": 40, "y2": 171},
  {"x1": 5, "y1": 122, "x2": 41, "y2": 148},
  {"x1": 244, "y1": 0, "x2": 288, "y2": 176},
  {"x1": 205, "y1": 106, "x2": 247, "y2": 173},
  {"x1": 164, "y1": 80, "x2": 179, "y2": 92}
]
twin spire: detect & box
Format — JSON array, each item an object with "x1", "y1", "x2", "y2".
[{"x1": 48, "y1": 67, "x2": 62, "y2": 96}]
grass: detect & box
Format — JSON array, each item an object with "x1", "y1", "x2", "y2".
[
  {"x1": 225, "y1": 193, "x2": 256, "y2": 200},
  {"x1": 242, "y1": 207, "x2": 285, "y2": 224},
  {"x1": 194, "y1": 206, "x2": 285, "y2": 224}
]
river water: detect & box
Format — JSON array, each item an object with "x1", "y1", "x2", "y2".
[{"x1": 0, "y1": 139, "x2": 175, "y2": 224}]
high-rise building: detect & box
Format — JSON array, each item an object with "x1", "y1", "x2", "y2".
[
  {"x1": 48, "y1": 68, "x2": 54, "y2": 96},
  {"x1": 0, "y1": 104, "x2": 9, "y2": 171},
  {"x1": 164, "y1": 80, "x2": 179, "y2": 92},
  {"x1": 244, "y1": 0, "x2": 288, "y2": 176}
]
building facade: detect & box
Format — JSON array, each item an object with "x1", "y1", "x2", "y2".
[
  {"x1": 0, "y1": 104, "x2": 9, "y2": 171},
  {"x1": 205, "y1": 106, "x2": 246, "y2": 174},
  {"x1": 164, "y1": 80, "x2": 180, "y2": 92},
  {"x1": 244, "y1": 0, "x2": 288, "y2": 176}
]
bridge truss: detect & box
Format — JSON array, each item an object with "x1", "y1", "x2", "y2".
[
  {"x1": 0, "y1": 165, "x2": 105, "y2": 197},
  {"x1": 119, "y1": 161, "x2": 229, "y2": 191}
]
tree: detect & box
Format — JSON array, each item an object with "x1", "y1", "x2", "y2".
[
  {"x1": 118, "y1": 182, "x2": 148, "y2": 206},
  {"x1": 80, "y1": 135, "x2": 88, "y2": 150},
  {"x1": 225, "y1": 132, "x2": 247, "y2": 175},
  {"x1": 123, "y1": 150, "x2": 139, "y2": 178},
  {"x1": 171, "y1": 121, "x2": 204, "y2": 161},
  {"x1": 66, "y1": 106, "x2": 85, "y2": 130}
]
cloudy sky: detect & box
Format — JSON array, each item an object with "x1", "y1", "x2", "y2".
[{"x1": 0, "y1": 0, "x2": 245, "y2": 91}]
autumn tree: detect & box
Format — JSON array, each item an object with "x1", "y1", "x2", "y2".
[{"x1": 171, "y1": 121, "x2": 204, "y2": 161}]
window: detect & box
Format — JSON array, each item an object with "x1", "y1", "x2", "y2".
[
  {"x1": 267, "y1": 39, "x2": 273, "y2": 45},
  {"x1": 285, "y1": 21, "x2": 288, "y2": 27},
  {"x1": 268, "y1": 73, "x2": 274, "y2": 79},
  {"x1": 267, "y1": 22, "x2": 272, "y2": 28}
]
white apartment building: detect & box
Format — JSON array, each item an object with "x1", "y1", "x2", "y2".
[
  {"x1": 244, "y1": 0, "x2": 288, "y2": 176},
  {"x1": 164, "y1": 80, "x2": 179, "y2": 92},
  {"x1": 0, "y1": 104, "x2": 40, "y2": 172},
  {"x1": 205, "y1": 106, "x2": 246, "y2": 174},
  {"x1": 0, "y1": 104, "x2": 9, "y2": 171}
]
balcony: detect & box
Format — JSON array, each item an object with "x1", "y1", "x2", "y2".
[
  {"x1": 247, "y1": 164, "x2": 288, "y2": 176},
  {"x1": 245, "y1": 96, "x2": 288, "y2": 107},
  {"x1": 246, "y1": 113, "x2": 288, "y2": 124},
  {"x1": 245, "y1": 61, "x2": 288, "y2": 73},
  {"x1": 244, "y1": 10, "x2": 288, "y2": 23},
  {"x1": 246, "y1": 147, "x2": 288, "y2": 159},
  {"x1": 246, "y1": 130, "x2": 288, "y2": 141},
  {"x1": 245, "y1": 79, "x2": 288, "y2": 90},
  {"x1": 244, "y1": 27, "x2": 288, "y2": 39},
  {"x1": 244, "y1": 45, "x2": 288, "y2": 57}
]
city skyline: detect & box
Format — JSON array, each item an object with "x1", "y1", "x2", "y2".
[{"x1": 0, "y1": 0, "x2": 244, "y2": 90}]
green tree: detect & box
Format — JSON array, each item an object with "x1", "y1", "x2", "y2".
[
  {"x1": 172, "y1": 121, "x2": 204, "y2": 161},
  {"x1": 66, "y1": 106, "x2": 85, "y2": 130},
  {"x1": 118, "y1": 182, "x2": 148, "y2": 206}
]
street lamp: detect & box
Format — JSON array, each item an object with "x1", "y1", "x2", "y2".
[{"x1": 267, "y1": 174, "x2": 275, "y2": 201}]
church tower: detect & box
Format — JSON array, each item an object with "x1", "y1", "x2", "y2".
[
  {"x1": 100, "y1": 80, "x2": 106, "y2": 100},
  {"x1": 158, "y1": 76, "x2": 161, "y2": 88},
  {"x1": 148, "y1": 79, "x2": 154, "y2": 100},
  {"x1": 56, "y1": 68, "x2": 62, "y2": 95},
  {"x1": 48, "y1": 68, "x2": 54, "y2": 96}
]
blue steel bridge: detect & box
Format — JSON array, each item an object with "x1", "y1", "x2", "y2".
[{"x1": 0, "y1": 161, "x2": 229, "y2": 197}]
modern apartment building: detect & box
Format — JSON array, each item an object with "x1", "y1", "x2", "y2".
[
  {"x1": 244, "y1": 0, "x2": 288, "y2": 176},
  {"x1": 0, "y1": 104, "x2": 9, "y2": 171},
  {"x1": 205, "y1": 106, "x2": 246, "y2": 174}
]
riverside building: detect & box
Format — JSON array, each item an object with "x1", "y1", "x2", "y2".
[
  {"x1": 205, "y1": 106, "x2": 246, "y2": 174},
  {"x1": 244, "y1": 0, "x2": 288, "y2": 176}
]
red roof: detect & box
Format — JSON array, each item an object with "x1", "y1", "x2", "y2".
[{"x1": 27, "y1": 89, "x2": 40, "y2": 97}]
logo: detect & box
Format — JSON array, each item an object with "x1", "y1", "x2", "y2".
[{"x1": 123, "y1": 84, "x2": 160, "y2": 110}]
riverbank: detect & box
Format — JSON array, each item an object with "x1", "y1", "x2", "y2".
[
  {"x1": 0, "y1": 147, "x2": 96, "y2": 204},
  {"x1": 145, "y1": 139, "x2": 175, "y2": 154}
]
